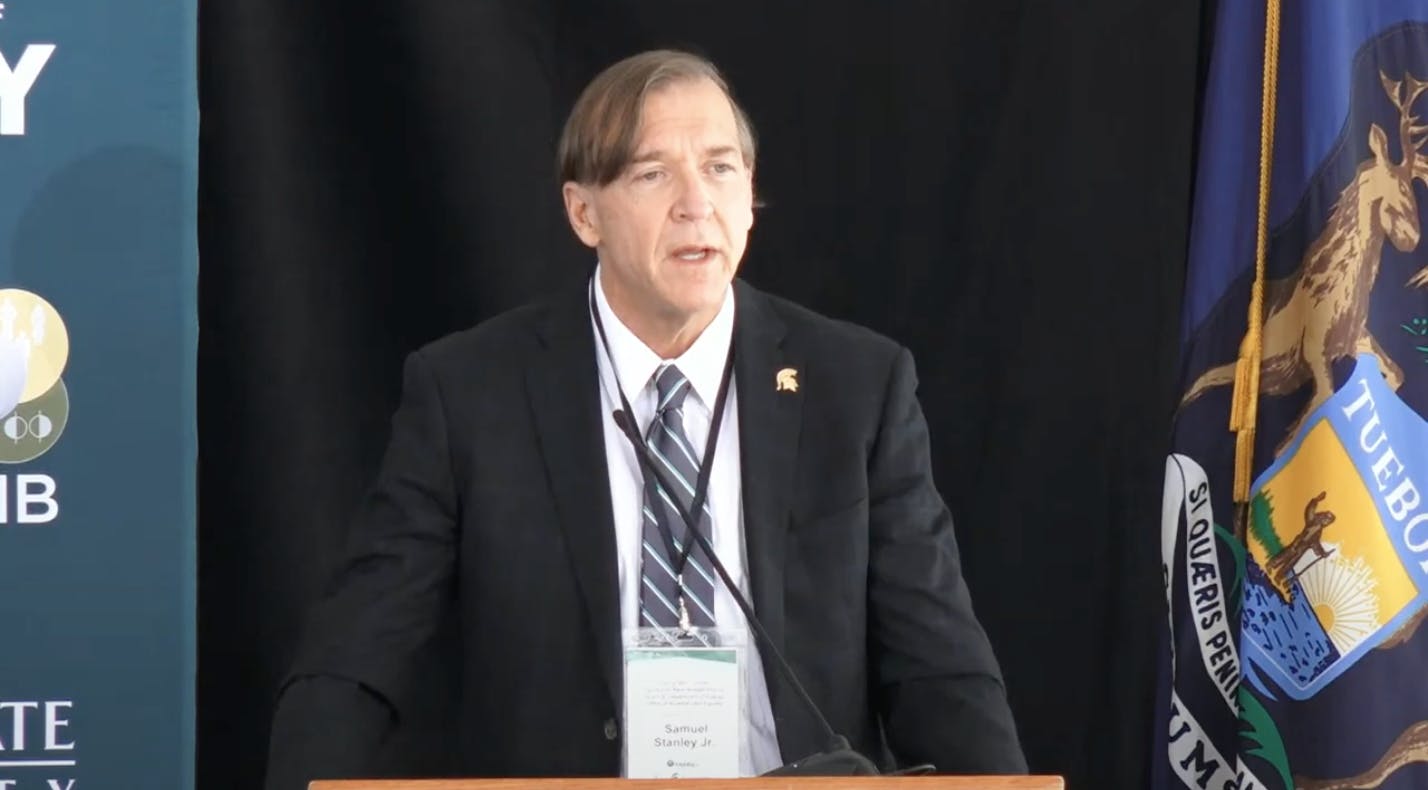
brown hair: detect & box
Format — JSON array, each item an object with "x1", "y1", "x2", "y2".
[{"x1": 556, "y1": 49, "x2": 756, "y2": 186}]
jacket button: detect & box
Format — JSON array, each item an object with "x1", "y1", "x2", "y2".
[{"x1": 604, "y1": 718, "x2": 618, "y2": 740}]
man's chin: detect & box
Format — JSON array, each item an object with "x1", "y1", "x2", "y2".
[
  {"x1": 670, "y1": 288, "x2": 730, "y2": 316},
  {"x1": 648, "y1": 292, "x2": 727, "y2": 330}
]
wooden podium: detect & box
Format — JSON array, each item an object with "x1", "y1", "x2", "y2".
[{"x1": 312, "y1": 778, "x2": 1063, "y2": 789}]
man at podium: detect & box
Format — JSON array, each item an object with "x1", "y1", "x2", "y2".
[{"x1": 265, "y1": 49, "x2": 1026, "y2": 789}]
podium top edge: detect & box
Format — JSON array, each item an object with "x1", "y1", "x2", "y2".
[{"x1": 310, "y1": 777, "x2": 1065, "y2": 790}]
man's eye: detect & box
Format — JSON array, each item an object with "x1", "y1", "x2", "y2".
[
  {"x1": 637, "y1": 170, "x2": 664, "y2": 182},
  {"x1": 710, "y1": 162, "x2": 736, "y2": 174}
]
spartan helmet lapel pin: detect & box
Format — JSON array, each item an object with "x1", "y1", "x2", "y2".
[{"x1": 775, "y1": 368, "x2": 798, "y2": 393}]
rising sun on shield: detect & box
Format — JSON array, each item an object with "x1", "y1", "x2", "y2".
[{"x1": 1296, "y1": 542, "x2": 1382, "y2": 655}]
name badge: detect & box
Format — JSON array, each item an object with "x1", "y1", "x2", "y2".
[{"x1": 622, "y1": 628, "x2": 744, "y2": 778}]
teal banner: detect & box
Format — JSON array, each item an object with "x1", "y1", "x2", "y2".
[{"x1": 0, "y1": 1, "x2": 196, "y2": 788}]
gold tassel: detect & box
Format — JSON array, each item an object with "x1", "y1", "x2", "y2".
[{"x1": 1231, "y1": 0, "x2": 1281, "y2": 504}]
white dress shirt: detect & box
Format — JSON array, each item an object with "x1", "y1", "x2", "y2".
[{"x1": 590, "y1": 267, "x2": 782, "y2": 775}]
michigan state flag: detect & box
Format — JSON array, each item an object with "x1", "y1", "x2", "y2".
[{"x1": 1162, "y1": 2, "x2": 1428, "y2": 789}]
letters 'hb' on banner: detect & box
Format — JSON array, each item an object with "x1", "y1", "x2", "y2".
[
  {"x1": 0, "y1": 3, "x2": 196, "y2": 789},
  {"x1": 1161, "y1": 2, "x2": 1428, "y2": 789}
]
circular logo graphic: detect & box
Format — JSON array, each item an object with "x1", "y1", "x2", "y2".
[
  {"x1": 0, "y1": 378, "x2": 68, "y2": 464},
  {"x1": 0, "y1": 289, "x2": 70, "y2": 463}
]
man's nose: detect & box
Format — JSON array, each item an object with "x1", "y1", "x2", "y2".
[{"x1": 672, "y1": 170, "x2": 714, "y2": 221}]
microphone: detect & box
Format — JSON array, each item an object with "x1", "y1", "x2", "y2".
[{"x1": 611, "y1": 409, "x2": 883, "y2": 776}]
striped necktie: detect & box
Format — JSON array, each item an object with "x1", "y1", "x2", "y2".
[{"x1": 638, "y1": 364, "x2": 718, "y2": 630}]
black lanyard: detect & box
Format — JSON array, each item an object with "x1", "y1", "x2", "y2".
[{"x1": 589, "y1": 281, "x2": 735, "y2": 577}]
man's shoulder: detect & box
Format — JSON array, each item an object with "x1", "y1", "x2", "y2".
[
  {"x1": 411, "y1": 287, "x2": 580, "y2": 372},
  {"x1": 408, "y1": 280, "x2": 909, "y2": 374},
  {"x1": 739, "y1": 280, "x2": 905, "y2": 363}
]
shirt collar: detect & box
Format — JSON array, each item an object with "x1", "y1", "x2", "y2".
[{"x1": 592, "y1": 263, "x2": 735, "y2": 412}]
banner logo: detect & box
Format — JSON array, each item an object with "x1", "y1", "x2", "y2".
[{"x1": 0, "y1": 289, "x2": 69, "y2": 464}]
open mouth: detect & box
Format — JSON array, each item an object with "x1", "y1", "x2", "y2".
[{"x1": 671, "y1": 246, "x2": 717, "y2": 262}]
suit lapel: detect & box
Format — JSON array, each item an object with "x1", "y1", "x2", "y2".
[
  {"x1": 527, "y1": 287, "x2": 623, "y2": 710},
  {"x1": 733, "y1": 280, "x2": 803, "y2": 745}
]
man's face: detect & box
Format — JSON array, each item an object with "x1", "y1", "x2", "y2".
[{"x1": 565, "y1": 78, "x2": 754, "y2": 332}]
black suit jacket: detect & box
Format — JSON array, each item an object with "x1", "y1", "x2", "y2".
[{"x1": 266, "y1": 280, "x2": 1025, "y2": 787}]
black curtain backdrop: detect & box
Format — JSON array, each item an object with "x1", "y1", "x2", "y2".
[{"x1": 198, "y1": 3, "x2": 1202, "y2": 788}]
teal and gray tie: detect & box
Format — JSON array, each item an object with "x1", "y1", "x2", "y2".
[{"x1": 638, "y1": 364, "x2": 717, "y2": 630}]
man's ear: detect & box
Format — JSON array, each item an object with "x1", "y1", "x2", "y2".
[
  {"x1": 747, "y1": 165, "x2": 759, "y2": 223},
  {"x1": 562, "y1": 182, "x2": 601, "y2": 248}
]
